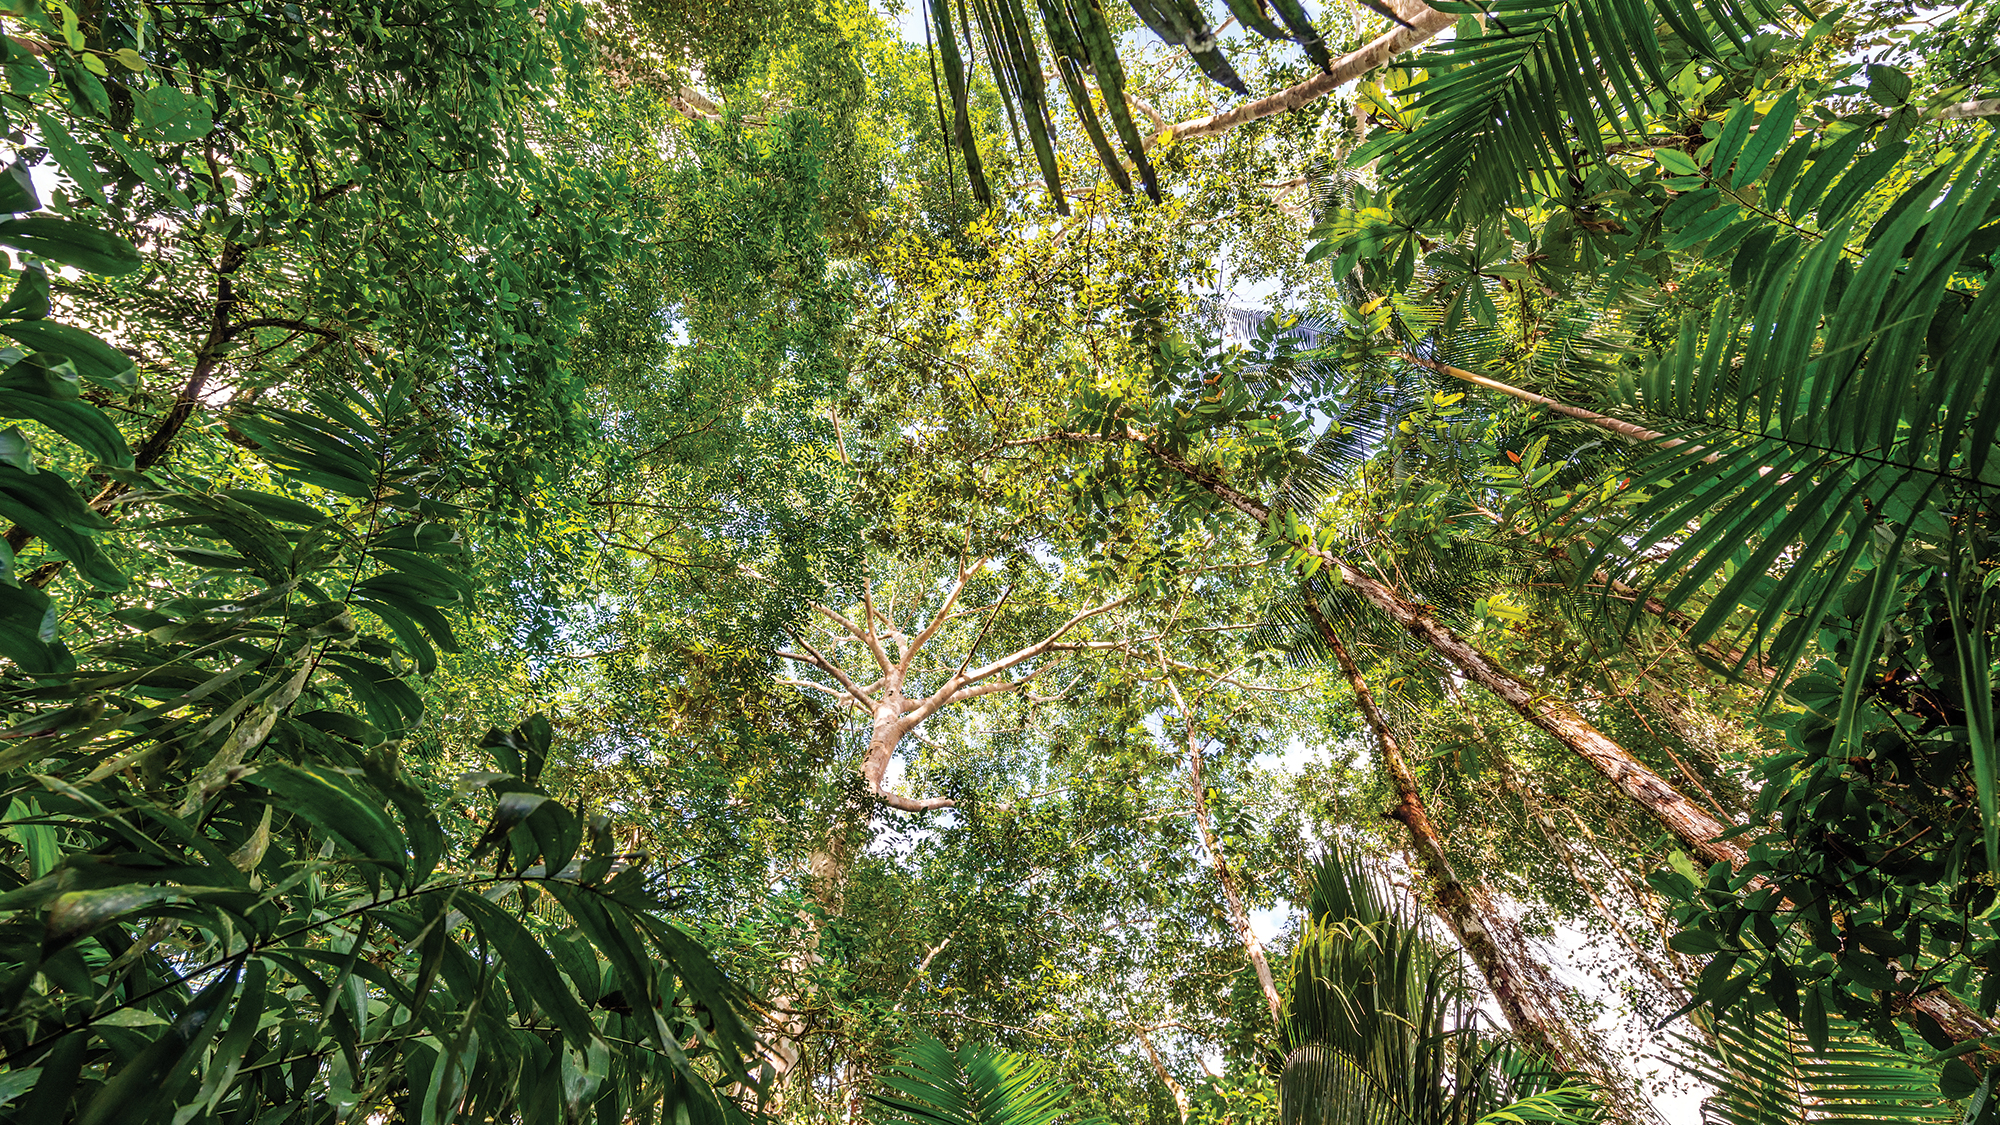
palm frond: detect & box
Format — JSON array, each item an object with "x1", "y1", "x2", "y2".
[
  {"x1": 928, "y1": 0, "x2": 994, "y2": 208},
  {"x1": 869, "y1": 1034, "x2": 1099, "y2": 1125},
  {"x1": 1565, "y1": 139, "x2": 2000, "y2": 772},
  {"x1": 1281, "y1": 849, "x2": 1603, "y2": 1125},
  {"x1": 929, "y1": 0, "x2": 1330, "y2": 204},
  {"x1": 1372, "y1": 0, "x2": 1753, "y2": 221},
  {"x1": 1671, "y1": 1009, "x2": 1959, "y2": 1124}
]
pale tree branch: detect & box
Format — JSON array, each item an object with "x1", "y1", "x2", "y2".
[
  {"x1": 875, "y1": 790, "x2": 957, "y2": 813},
  {"x1": 1157, "y1": 657, "x2": 1301, "y2": 695},
  {"x1": 948, "y1": 583, "x2": 1015, "y2": 683},
  {"x1": 1931, "y1": 97, "x2": 2000, "y2": 120},
  {"x1": 900, "y1": 554, "x2": 985, "y2": 674},
  {"x1": 950, "y1": 593, "x2": 1136, "y2": 691},
  {"x1": 858, "y1": 568, "x2": 896, "y2": 675},
  {"x1": 942, "y1": 663, "x2": 1061, "y2": 706},
  {"x1": 1163, "y1": 3, "x2": 1454, "y2": 145},
  {"x1": 776, "y1": 677, "x2": 867, "y2": 706},
  {"x1": 809, "y1": 601, "x2": 888, "y2": 659},
  {"x1": 777, "y1": 641, "x2": 876, "y2": 712},
  {"x1": 899, "y1": 591, "x2": 1132, "y2": 730}
]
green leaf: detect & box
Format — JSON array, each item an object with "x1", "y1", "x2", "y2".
[
  {"x1": 0, "y1": 163, "x2": 39, "y2": 213},
  {"x1": 0, "y1": 583, "x2": 67, "y2": 673},
  {"x1": 1865, "y1": 63, "x2": 1911, "y2": 107},
  {"x1": 0, "y1": 355, "x2": 131, "y2": 465},
  {"x1": 250, "y1": 762, "x2": 409, "y2": 882},
  {"x1": 0, "y1": 318, "x2": 137, "y2": 390},
  {"x1": 35, "y1": 114, "x2": 103, "y2": 202},
  {"x1": 0, "y1": 263, "x2": 52, "y2": 320},
  {"x1": 0, "y1": 463, "x2": 122, "y2": 588},
  {"x1": 44, "y1": 884, "x2": 182, "y2": 947},
  {"x1": 1669, "y1": 928, "x2": 1725, "y2": 954},
  {"x1": 1732, "y1": 88, "x2": 1798, "y2": 186},
  {"x1": 321, "y1": 652, "x2": 425, "y2": 737},
  {"x1": 1655, "y1": 147, "x2": 1702, "y2": 175},
  {"x1": 0, "y1": 217, "x2": 141, "y2": 275},
  {"x1": 455, "y1": 893, "x2": 598, "y2": 1050},
  {"x1": 927, "y1": 0, "x2": 992, "y2": 210},
  {"x1": 77, "y1": 967, "x2": 240, "y2": 1125},
  {"x1": 0, "y1": 425, "x2": 29, "y2": 472},
  {"x1": 127, "y1": 84, "x2": 213, "y2": 142}
]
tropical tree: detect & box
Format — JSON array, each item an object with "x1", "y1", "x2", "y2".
[{"x1": 913, "y1": 0, "x2": 2000, "y2": 1081}]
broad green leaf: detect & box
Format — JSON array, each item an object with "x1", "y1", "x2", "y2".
[
  {"x1": 250, "y1": 762, "x2": 409, "y2": 881},
  {"x1": 0, "y1": 319, "x2": 137, "y2": 390},
  {"x1": 0, "y1": 216, "x2": 141, "y2": 274}
]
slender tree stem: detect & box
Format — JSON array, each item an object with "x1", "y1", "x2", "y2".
[
  {"x1": 1158, "y1": 649, "x2": 1286, "y2": 1033},
  {"x1": 1164, "y1": 4, "x2": 1455, "y2": 143},
  {"x1": 1130, "y1": 433, "x2": 1998, "y2": 1046},
  {"x1": 1307, "y1": 598, "x2": 1599, "y2": 1077}
]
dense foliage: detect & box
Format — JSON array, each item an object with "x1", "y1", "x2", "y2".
[{"x1": 0, "y1": 0, "x2": 1994, "y2": 1120}]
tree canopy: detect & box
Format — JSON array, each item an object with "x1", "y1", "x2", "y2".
[{"x1": 0, "y1": 0, "x2": 1994, "y2": 1121}]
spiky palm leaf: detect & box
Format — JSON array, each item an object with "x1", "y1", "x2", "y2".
[
  {"x1": 869, "y1": 1035, "x2": 1099, "y2": 1125},
  {"x1": 1562, "y1": 137, "x2": 2000, "y2": 844},
  {"x1": 1370, "y1": 0, "x2": 1764, "y2": 221},
  {"x1": 1671, "y1": 1009, "x2": 1961, "y2": 1124},
  {"x1": 1280, "y1": 850, "x2": 1602, "y2": 1125},
  {"x1": 927, "y1": 0, "x2": 1328, "y2": 205}
]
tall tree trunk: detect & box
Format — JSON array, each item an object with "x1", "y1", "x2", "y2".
[
  {"x1": 1308, "y1": 600, "x2": 1603, "y2": 1079},
  {"x1": 758, "y1": 698, "x2": 900, "y2": 1102},
  {"x1": 1133, "y1": 1019, "x2": 1192, "y2": 1125},
  {"x1": 1137, "y1": 440, "x2": 1997, "y2": 1045},
  {"x1": 1189, "y1": 736, "x2": 1286, "y2": 1032},
  {"x1": 1150, "y1": 445, "x2": 1743, "y2": 865},
  {"x1": 1163, "y1": 666, "x2": 1286, "y2": 1032},
  {"x1": 1482, "y1": 729, "x2": 1694, "y2": 1014}
]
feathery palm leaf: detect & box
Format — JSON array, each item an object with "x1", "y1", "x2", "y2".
[
  {"x1": 1281, "y1": 850, "x2": 1602, "y2": 1125},
  {"x1": 1562, "y1": 139, "x2": 2000, "y2": 833},
  {"x1": 928, "y1": 0, "x2": 1328, "y2": 204},
  {"x1": 869, "y1": 1034, "x2": 1099, "y2": 1125},
  {"x1": 1371, "y1": 0, "x2": 1757, "y2": 221},
  {"x1": 1671, "y1": 1008, "x2": 1961, "y2": 1124}
]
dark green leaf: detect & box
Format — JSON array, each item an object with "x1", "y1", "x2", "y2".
[{"x1": 0, "y1": 217, "x2": 141, "y2": 275}]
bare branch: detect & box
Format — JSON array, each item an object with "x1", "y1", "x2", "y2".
[
  {"x1": 1932, "y1": 97, "x2": 2000, "y2": 120},
  {"x1": 808, "y1": 601, "x2": 889, "y2": 669},
  {"x1": 778, "y1": 640, "x2": 876, "y2": 712},
  {"x1": 1163, "y1": 4, "x2": 1454, "y2": 144},
  {"x1": 943, "y1": 663, "x2": 1060, "y2": 706},
  {"x1": 777, "y1": 678, "x2": 872, "y2": 712},
  {"x1": 900, "y1": 557, "x2": 984, "y2": 674},
  {"x1": 857, "y1": 570, "x2": 895, "y2": 676},
  {"x1": 948, "y1": 583, "x2": 1015, "y2": 683},
  {"x1": 954, "y1": 593, "x2": 1135, "y2": 689},
  {"x1": 875, "y1": 790, "x2": 956, "y2": 812}
]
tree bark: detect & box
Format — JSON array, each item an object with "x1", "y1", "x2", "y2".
[
  {"x1": 1145, "y1": 440, "x2": 1747, "y2": 867},
  {"x1": 1308, "y1": 600, "x2": 1598, "y2": 1077},
  {"x1": 1932, "y1": 98, "x2": 2000, "y2": 121},
  {"x1": 6, "y1": 241, "x2": 248, "y2": 586},
  {"x1": 1163, "y1": 663, "x2": 1286, "y2": 1032},
  {"x1": 1133, "y1": 437, "x2": 1997, "y2": 1046},
  {"x1": 1133, "y1": 1020, "x2": 1191, "y2": 1124},
  {"x1": 1392, "y1": 352, "x2": 1708, "y2": 456},
  {"x1": 1164, "y1": 4, "x2": 1456, "y2": 144}
]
